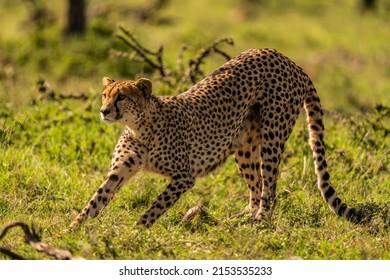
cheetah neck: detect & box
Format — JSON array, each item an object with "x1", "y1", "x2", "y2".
[{"x1": 125, "y1": 95, "x2": 162, "y2": 147}]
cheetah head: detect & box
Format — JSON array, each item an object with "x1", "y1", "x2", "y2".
[{"x1": 100, "y1": 77, "x2": 152, "y2": 126}]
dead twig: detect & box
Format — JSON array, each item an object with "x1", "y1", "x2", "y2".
[
  {"x1": 113, "y1": 27, "x2": 234, "y2": 91},
  {"x1": 0, "y1": 221, "x2": 83, "y2": 260},
  {"x1": 128, "y1": 0, "x2": 169, "y2": 22},
  {"x1": 117, "y1": 26, "x2": 167, "y2": 78},
  {"x1": 176, "y1": 44, "x2": 188, "y2": 76},
  {"x1": 186, "y1": 37, "x2": 234, "y2": 84},
  {"x1": 36, "y1": 78, "x2": 89, "y2": 101}
]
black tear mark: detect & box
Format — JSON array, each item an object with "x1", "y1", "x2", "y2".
[
  {"x1": 114, "y1": 95, "x2": 123, "y2": 120},
  {"x1": 116, "y1": 177, "x2": 124, "y2": 189}
]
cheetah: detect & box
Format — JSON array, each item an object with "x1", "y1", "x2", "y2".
[{"x1": 69, "y1": 48, "x2": 364, "y2": 229}]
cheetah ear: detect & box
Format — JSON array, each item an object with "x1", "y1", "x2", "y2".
[
  {"x1": 135, "y1": 78, "x2": 152, "y2": 99},
  {"x1": 102, "y1": 77, "x2": 115, "y2": 87}
]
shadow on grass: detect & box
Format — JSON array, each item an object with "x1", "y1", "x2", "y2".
[{"x1": 357, "y1": 202, "x2": 390, "y2": 234}]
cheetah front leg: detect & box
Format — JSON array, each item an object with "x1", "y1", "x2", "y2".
[
  {"x1": 137, "y1": 173, "x2": 195, "y2": 228},
  {"x1": 69, "y1": 135, "x2": 146, "y2": 230},
  {"x1": 69, "y1": 169, "x2": 137, "y2": 230}
]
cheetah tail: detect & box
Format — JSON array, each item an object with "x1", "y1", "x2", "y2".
[{"x1": 303, "y1": 83, "x2": 364, "y2": 224}]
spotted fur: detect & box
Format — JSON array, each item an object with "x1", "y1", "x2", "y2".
[{"x1": 69, "y1": 48, "x2": 363, "y2": 229}]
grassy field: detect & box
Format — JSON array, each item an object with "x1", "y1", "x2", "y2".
[{"x1": 0, "y1": 0, "x2": 389, "y2": 260}]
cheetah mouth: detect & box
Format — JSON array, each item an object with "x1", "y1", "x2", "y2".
[
  {"x1": 102, "y1": 118, "x2": 114, "y2": 124},
  {"x1": 100, "y1": 113, "x2": 122, "y2": 123},
  {"x1": 100, "y1": 114, "x2": 115, "y2": 123}
]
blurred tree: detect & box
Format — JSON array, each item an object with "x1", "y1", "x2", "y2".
[
  {"x1": 65, "y1": 0, "x2": 86, "y2": 36},
  {"x1": 23, "y1": 0, "x2": 55, "y2": 31},
  {"x1": 131, "y1": 0, "x2": 169, "y2": 22},
  {"x1": 362, "y1": 0, "x2": 376, "y2": 10}
]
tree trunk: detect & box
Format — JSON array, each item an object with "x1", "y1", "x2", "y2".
[
  {"x1": 362, "y1": 0, "x2": 376, "y2": 10},
  {"x1": 65, "y1": 0, "x2": 86, "y2": 36}
]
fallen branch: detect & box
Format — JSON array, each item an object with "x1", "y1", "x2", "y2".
[
  {"x1": 0, "y1": 221, "x2": 83, "y2": 260},
  {"x1": 0, "y1": 247, "x2": 24, "y2": 260},
  {"x1": 181, "y1": 205, "x2": 207, "y2": 224},
  {"x1": 181, "y1": 205, "x2": 219, "y2": 225}
]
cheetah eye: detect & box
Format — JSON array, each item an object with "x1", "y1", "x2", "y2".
[
  {"x1": 116, "y1": 94, "x2": 125, "y2": 101},
  {"x1": 102, "y1": 93, "x2": 106, "y2": 99}
]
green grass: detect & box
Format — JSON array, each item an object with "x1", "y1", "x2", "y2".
[{"x1": 0, "y1": 0, "x2": 389, "y2": 259}]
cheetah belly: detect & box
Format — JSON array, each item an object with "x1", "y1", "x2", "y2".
[{"x1": 187, "y1": 120, "x2": 240, "y2": 177}]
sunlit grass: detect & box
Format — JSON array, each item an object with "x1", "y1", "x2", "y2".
[{"x1": 0, "y1": 0, "x2": 389, "y2": 260}]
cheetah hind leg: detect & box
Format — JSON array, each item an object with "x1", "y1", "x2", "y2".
[
  {"x1": 233, "y1": 143, "x2": 262, "y2": 218},
  {"x1": 254, "y1": 130, "x2": 285, "y2": 222}
]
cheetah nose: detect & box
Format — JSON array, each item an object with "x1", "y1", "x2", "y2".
[{"x1": 100, "y1": 108, "x2": 111, "y2": 116}]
